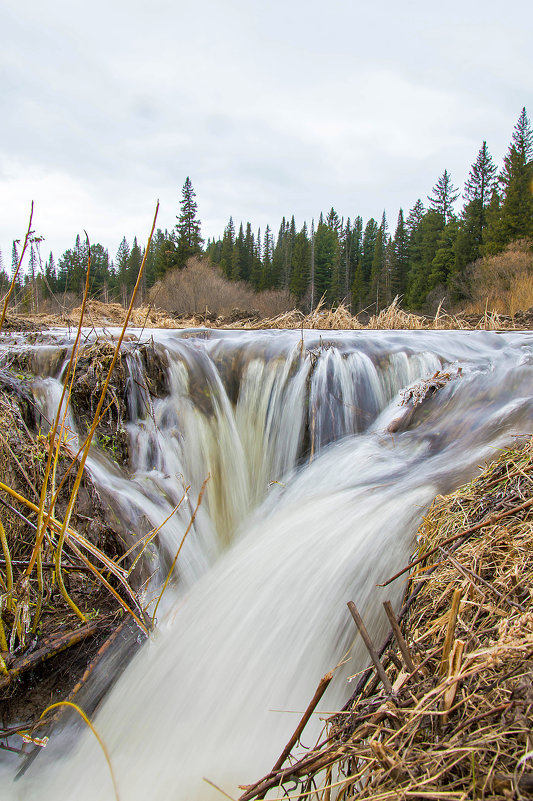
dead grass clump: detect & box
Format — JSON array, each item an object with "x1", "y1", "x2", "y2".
[
  {"x1": 463, "y1": 239, "x2": 533, "y2": 317},
  {"x1": 240, "y1": 436, "x2": 533, "y2": 801}
]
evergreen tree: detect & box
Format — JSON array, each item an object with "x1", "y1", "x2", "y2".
[
  {"x1": 485, "y1": 107, "x2": 533, "y2": 251},
  {"x1": 406, "y1": 199, "x2": 425, "y2": 237},
  {"x1": 250, "y1": 228, "x2": 262, "y2": 290},
  {"x1": 361, "y1": 218, "x2": 378, "y2": 284},
  {"x1": 428, "y1": 218, "x2": 460, "y2": 293},
  {"x1": 175, "y1": 177, "x2": 203, "y2": 268},
  {"x1": 220, "y1": 218, "x2": 235, "y2": 279},
  {"x1": 115, "y1": 237, "x2": 130, "y2": 305},
  {"x1": 428, "y1": 170, "x2": 459, "y2": 224},
  {"x1": 261, "y1": 226, "x2": 273, "y2": 289},
  {"x1": 289, "y1": 224, "x2": 311, "y2": 302},
  {"x1": 313, "y1": 218, "x2": 339, "y2": 302},
  {"x1": 11, "y1": 242, "x2": 19, "y2": 280},
  {"x1": 390, "y1": 209, "x2": 410, "y2": 299},
  {"x1": 127, "y1": 237, "x2": 142, "y2": 296},
  {"x1": 406, "y1": 211, "x2": 445, "y2": 308},
  {"x1": 231, "y1": 224, "x2": 245, "y2": 281}
]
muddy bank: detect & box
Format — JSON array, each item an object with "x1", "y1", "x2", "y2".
[{"x1": 0, "y1": 358, "x2": 150, "y2": 745}]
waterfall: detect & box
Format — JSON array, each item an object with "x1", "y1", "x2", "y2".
[{"x1": 3, "y1": 328, "x2": 533, "y2": 801}]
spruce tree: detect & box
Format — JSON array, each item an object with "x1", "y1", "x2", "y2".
[
  {"x1": 175, "y1": 177, "x2": 203, "y2": 268},
  {"x1": 428, "y1": 170, "x2": 459, "y2": 224},
  {"x1": 289, "y1": 225, "x2": 311, "y2": 303},
  {"x1": 390, "y1": 209, "x2": 410, "y2": 299},
  {"x1": 220, "y1": 218, "x2": 235, "y2": 279},
  {"x1": 485, "y1": 107, "x2": 533, "y2": 251}
]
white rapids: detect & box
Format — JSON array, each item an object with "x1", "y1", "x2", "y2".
[{"x1": 2, "y1": 327, "x2": 533, "y2": 801}]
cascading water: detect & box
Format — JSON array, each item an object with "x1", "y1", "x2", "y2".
[{"x1": 2, "y1": 327, "x2": 533, "y2": 800}]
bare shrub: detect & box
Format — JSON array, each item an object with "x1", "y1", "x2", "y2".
[
  {"x1": 147, "y1": 258, "x2": 292, "y2": 319},
  {"x1": 462, "y1": 239, "x2": 533, "y2": 316}
]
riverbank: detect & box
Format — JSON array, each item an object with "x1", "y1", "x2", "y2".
[
  {"x1": 240, "y1": 436, "x2": 533, "y2": 800},
  {"x1": 3, "y1": 297, "x2": 533, "y2": 332}
]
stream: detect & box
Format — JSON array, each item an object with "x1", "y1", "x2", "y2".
[{"x1": 2, "y1": 327, "x2": 533, "y2": 800}]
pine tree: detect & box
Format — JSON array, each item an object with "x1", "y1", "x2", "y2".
[
  {"x1": 175, "y1": 177, "x2": 203, "y2": 268},
  {"x1": 428, "y1": 170, "x2": 459, "y2": 224}
]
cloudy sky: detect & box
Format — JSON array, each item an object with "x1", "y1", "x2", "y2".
[{"x1": 1, "y1": 0, "x2": 531, "y2": 268}]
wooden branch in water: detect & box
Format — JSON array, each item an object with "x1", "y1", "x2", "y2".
[
  {"x1": 347, "y1": 601, "x2": 393, "y2": 695},
  {"x1": 271, "y1": 670, "x2": 333, "y2": 773},
  {"x1": 0, "y1": 621, "x2": 99, "y2": 690}
]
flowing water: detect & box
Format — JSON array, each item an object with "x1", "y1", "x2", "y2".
[{"x1": 2, "y1": 328, "x2": 533, "y2": 800}]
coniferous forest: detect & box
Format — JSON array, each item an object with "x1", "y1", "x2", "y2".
[{"x1": 2, "y1": 109, "x2": 532, "y2": 317}]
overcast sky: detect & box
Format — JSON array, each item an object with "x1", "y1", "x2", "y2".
[{"x1": 1, "y1": 0, "x2": 531, "y2": 269}]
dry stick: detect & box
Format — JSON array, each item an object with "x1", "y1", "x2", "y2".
[
  {"x1": 379, "y1": 495, "x2": 533, "y2": 588},
  {"x1": 440, "y1": 547, "x2": 526, "y2": 613},
  {"x1": 382, "y1": 600, "x2": 416, "y2": 673},
  {"x1": 347, "y1": 602, "x2": 393, "y2": 695},
  {"x1": 439, "y1": 588, "x2": 462, "y2": 677}
]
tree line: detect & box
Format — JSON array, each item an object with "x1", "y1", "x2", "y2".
[
  {"x1": 206, "y1": 107, "x2": 533, "y2": 312},
  {"x1": 1, "y1": 109, "x2": 532, "y2": 315}
]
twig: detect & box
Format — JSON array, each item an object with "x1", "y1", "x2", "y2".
[
  {"x1": 347, "y1": 602, "x2": 393, "y2": 694},
  {"x1": 382, "y1": 600, "x2": 416, "y2": 673},
  {"x1": 380, "y1": 496, "x2": 533, "y2": 588}
]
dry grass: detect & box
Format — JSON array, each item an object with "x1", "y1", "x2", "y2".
[
  {"x1": 240, "y1": 437, "x2": 533, "y2": 801},
  {"x1": 463, "y1": 240, "x2": 533, "y2": 317}
]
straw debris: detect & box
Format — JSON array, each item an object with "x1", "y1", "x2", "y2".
[{"x1": 240, "y1": 436, "x2": 533, "y2": 801}]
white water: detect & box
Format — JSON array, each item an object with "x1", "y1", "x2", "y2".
[{"x1": 3, "y1": 328, "x2": 533, "y2": 800}]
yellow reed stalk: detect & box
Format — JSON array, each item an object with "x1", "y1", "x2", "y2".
[
  {"x1": 0, "y1": 520, "x2": 13, "y2": 612},
  {"x1": 119, "y1": 490, "x2": 189, "y2": 574},
  {"x1": 0, "y1": 202, "x2": 34, "y2": 334},
  {"x1": 52, "y1": 203, "x2": 158, "y2": 621},
  {"x1": 27, "y1": 236, "x2": 93, "y2": 624},
  {"x1": 152, "y1": 475, "x2": 209, "y2": 622},
  {"x1": 0, "y1": 480, "x2": 149, "y2": 621},
  {"x1": 36, "y1": 701, "x2": 121, "y2": 801},
  {"x1": 67, "y1": 541, "x2": 148, "y2": 635}
]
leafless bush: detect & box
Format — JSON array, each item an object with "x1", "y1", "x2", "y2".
[
  {"x1": 462, "y1": 239, "x2": 533, "y2": 315},
  {"x1": 147, "y1": 258, "x2": 292, "y2": 319}
]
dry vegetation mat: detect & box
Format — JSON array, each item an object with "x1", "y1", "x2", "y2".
[
  {"x1": 240, "y1": 437, "x2": 533, "y2": 801},
  {"x1": 10, "y1": 295, "x2": 533, "y2": 333}
]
